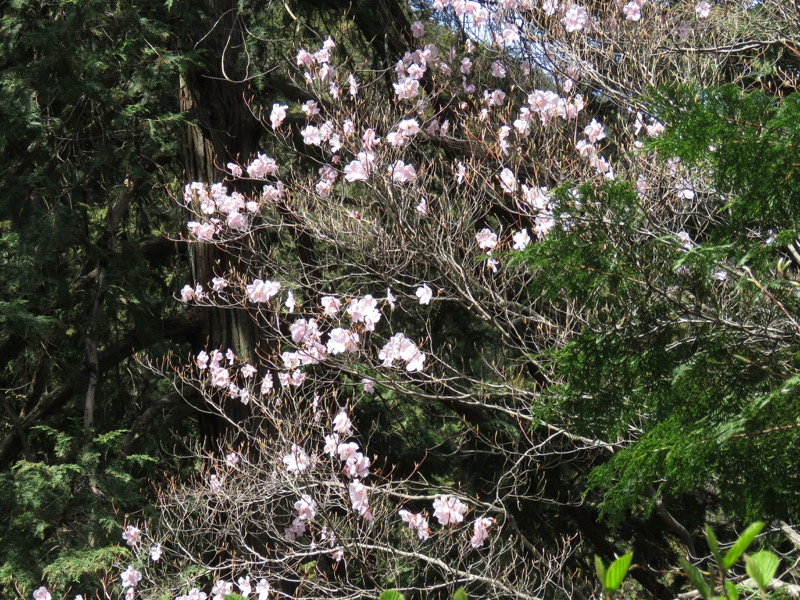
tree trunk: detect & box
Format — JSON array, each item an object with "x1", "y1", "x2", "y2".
[{"x1": 179, "y1": 1, "x2": 264, "y2": 447}]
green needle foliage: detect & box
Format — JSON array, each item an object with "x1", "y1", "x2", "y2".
[{"x1": 516, "y1": 85, "x2": 800, "y2": 526}]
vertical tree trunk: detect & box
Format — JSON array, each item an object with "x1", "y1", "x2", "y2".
[{"x1": 179, "y1": 2, "x2": 264, "y2": 447}]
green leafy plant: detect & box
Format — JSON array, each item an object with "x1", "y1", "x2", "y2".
[
  {"x1": 745, "y1": 551, "x2": 780, "y2": 599},
  {"x1": 595, "y1": 552, "x2": 633, "y2": 599},
  {"x1": 679, "y1": 522, "x2": 783, "y2": 600}
]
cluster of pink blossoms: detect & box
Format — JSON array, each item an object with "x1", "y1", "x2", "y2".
[
  {"x1": 399, "y1": 496, "x2": 494, "y2": 548},
  {"x1": 173, "y1": 577, "x2": 272, "y2": 600},
  {"x1": 282, "y1": 409, "x2": 373, "y2": 555},
  {"x1": 378, "y1": 332, "x2": 426, "y2": 372},
  {"x1": 576, "y1": 118, "x2": 614, "y2": 178}
]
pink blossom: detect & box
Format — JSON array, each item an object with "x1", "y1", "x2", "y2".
[
  {"x1": 362, "y1": 378, "x2": 375, "y2": 393},
  {"x1": 294, "y1": 494, "x2": 317, "y2": 520},
  {"x1": 416, "y1": 284, "x2": 433, "y2": 305},
  {"x1": 399, "y1": 509, "x2": 430, "y2": 540},
  {"x1": 290, "y1": 318, "x2": 320, "y2": 345},
  {"x1": 347, "y1": 295, "x2": 381, "y2": 330},
  {"x1": 411, "y1": 20, "x2": 425, "y2": 37},
  {"x1": 150, "y1": 543, "x2": 162, "y2": 561},
  {"x1": 470, "y1": 516, "x2": 495, "y2": 548},
  {"x1": 562, "y1": 5, "x2": 589, "y2": 32},
  {"x1": 211, "y1": 276, "x2": 227, "y2": 291},
  {"x1": 260, "y1": 373, "x2": 274, "y2": 395},
  {"x1": 513, "y1": 229, "x2": 531, "y2": 251},
  {"x1": 491, "y1": 61, "x2": 506, "y2": 78},
  {"x1": 499, "y1": 24, "x2": 520, "y2": 45},
  {"x1": 622, "y1": 1, "x2": 641, "y2": 20},
  {"x1": 211, "y1": 581, "x2": 234, "y2": 600},
  {"x1": 255, "y1": 580, "x2": 272, "y2": 600},
  {"x1": 338, "y1": 441, "x2": 360, "y2": 462},
  {"x1": 379, "y1": 332, "x2": 424, "y2": 371},
  {"x1": 122, "y1": 525, "x2": 141, "y2": 546},
  {"x1": 333, "y1": 410, "x2": 353, "y2": 435},
  {"x1": 226, "y1": 162, "x2": 243, "y2": 177},
  {"x1": 324, "y1": 433, "x2": 340, "y2": 456},
  {"x1": 432, "y1": 495, "x2": 467, "y2": 526},
  {"x1": 584, "y1": 118, "x2": 606, "y2": 143},
  {"x1": 121, "y1": 566, "x2": 142, "y2": 588},
  {"x1": 348, "y1": 480, "x2": 372, "y2": 518},
  {"x1": 696, "y1": 1, "x2": 711, "y2": 18},
  {"x1": 362, "y1": 128, "x2": 381, "y2": 150},
  {"x1": 393, "y1": 77, "x2": 420, "y2": 99},
  {"x1": 301, "y1": 100, "x2": 320, "y2": 117},
  {"x1": 576, "y1": 138, "x2": 595, "y2": 158},
  {"x1": 33, "y1": 587, "x2": 51, "y2": 600},
  {"x1": 302, "y1": 125, "x2": 324, "y2": 146},
  {"x1": 344, "y1": 452, "x2": 371, "y2": 478},
  {"x1": 344, "y1": 159, "x2": 369, "y2": 182},
  {"x1": 321, "y1": 295, "x2": 342, "y2": 316},
  {"x1": 347, "y1": 74, "x2": 359, "y2": 97},
  {"x1": 296, "y1": 49, "x2": 313, "y2": 67},
  {"x1": 535, "y1": 212, "x2": 556, "y2": 239},
  {"x1": 542, "y1": 0, "x2": 559, "y2": 15},
  {"x1": 226, "y1": 211, "x2": 248, "y2": 231},
  {"x1": 390, "y1": 160, "x2": 417, "y2": 184},
  {"x1": 238, "y1": 576, "x2": 252, "y2": 598},
  {"x1": 180, "y1": 284, "x2": 195, "y2": 302},
  {"x1": 262, "y1": 183, "x2": 285, "y2": 202},
  {"x1": 247, "y1": 279, "x2": 281, "y2": 303},
  {"x1": 499, "y1": 168, "x2": 518, "y2": 193},
  {"x1": 646, "y1": 121, "x2": 665, "y2": 137},
  {"x1": 240, "y1": 364, "x2": 257, "y2": 379},
  {"x1": 246, "y1": 153, "x2": 278, "y2": 178},
  {"x1": 476, "y1": 228, "x2": 498, "y2": 251},
  {"x1": 270, "y1": 103, "x2": 288, "y2": 129},
  {"x1": 327, "y1": 327, "x2": 359, "y2": 354},
  {"x1": 406, "y1": 350, "x2": 426, "y2": 372},
  {"x1": 397, "y1": 118, "x2": 420, "y2": 137},
  {"x1": 283, "y1": 444, "x2": 311, "y2": 473},
  {"x1": 487, "y1": 89, "x2": 506, "y2": 107},
  {"x1": 188, "y1": 221, "x2": 216, "y2": 241},
  {"x1": 285, "y1": 291, "x2": 296, "y2": 312},
  {"x1": 289, "y1": 369, "x2": 306, "y2": 387}
]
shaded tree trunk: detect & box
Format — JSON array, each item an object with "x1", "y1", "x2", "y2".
[{"x1": 179, "y1": 1, "x2": 264, "y2": 447}]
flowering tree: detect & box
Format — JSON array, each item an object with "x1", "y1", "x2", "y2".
[{"x1": 25, "y1": 0, "x2": 800, "y2": 598}]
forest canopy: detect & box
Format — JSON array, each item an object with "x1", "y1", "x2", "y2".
[{"x1": 1, "y1": 0, "x2": 800, "y2": 598}]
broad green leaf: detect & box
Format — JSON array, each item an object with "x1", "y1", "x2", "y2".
[
  {"x1": 595, "y1": 555, "x2": 607, "y2": 587},
  {"x1": 605, "y1": 552, "x2": 633, "y2": 592},
  {"x1": 452, "y1": 588, "x2": 469, "y2": 600},
  {"x1": 680, "y1": 557, "x2": 710, "y2": 599},
  {"x1": 723, "y1": 522, "x2": 764, "y2": 569},
  {"x1": 379, "y1": 591, "x2": 405, "y2": 600},
  {"x1": 745, "y1": 551, "x2": 780, "y2": 590}
]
